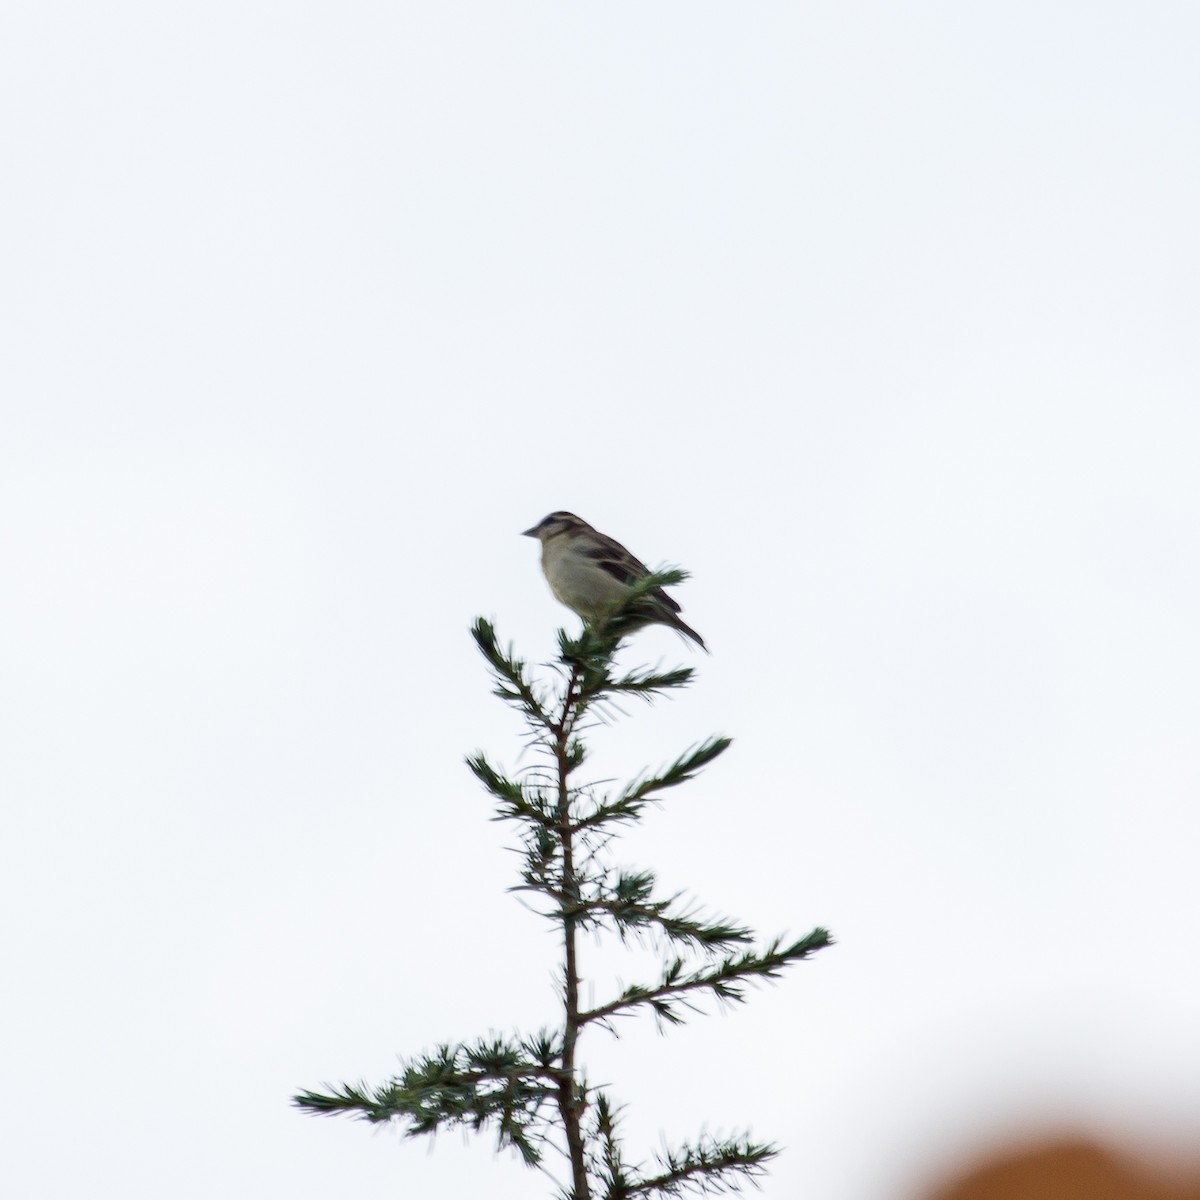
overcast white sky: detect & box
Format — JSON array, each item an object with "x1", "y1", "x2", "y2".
[{"x1": 3, "y1": 3, "x2": 1199, "y2": 1198}]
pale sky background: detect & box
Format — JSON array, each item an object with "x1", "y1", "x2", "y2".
[{"x1": 3, "y1": 4, "x2": 1199, "y2": 1198}]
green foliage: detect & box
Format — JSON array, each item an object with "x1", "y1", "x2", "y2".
[
  {"x1": 295, "y1": 1032, "x2": 562, "y2": 1166},
  {"x1": 295, "y1": 577, "x2": 833, "y2": 1198}
]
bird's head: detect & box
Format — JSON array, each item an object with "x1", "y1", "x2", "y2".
[{"x1": 522, "y1": 512, "x2": 590, "y2": 542}]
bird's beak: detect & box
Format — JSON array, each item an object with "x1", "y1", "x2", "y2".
[{"x1": 521, "y1": 524, "x2": 541, "y2": 538}]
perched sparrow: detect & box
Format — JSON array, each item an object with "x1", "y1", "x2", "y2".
[{"x1": 522, "y1": 511, "x2": 707, "y2": 651}]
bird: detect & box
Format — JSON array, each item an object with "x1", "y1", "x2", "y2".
[{"x1": 522, "y1": 511, "x2": 707, "y2": 651}]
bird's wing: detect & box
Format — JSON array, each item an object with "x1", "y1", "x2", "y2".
[{"x1": 582, "y1": 538, "x2": 682, "y2": 615}]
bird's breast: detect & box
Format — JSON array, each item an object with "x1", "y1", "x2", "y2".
[{"x1": 542, "y1": 541, "x2": 629, "y2": 618}]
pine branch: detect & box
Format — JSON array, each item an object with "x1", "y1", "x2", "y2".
[
  {"x1": 631, "y1": 1135, "x2": 778, "y2": 1197},
  {"x1": 514, "y1": 823, "x2": 563, "y2": 893},
  {"x1": 572, "y1": 869, "x2": 754, "y2": 952},
  {"x1": 608, "y1": 664, "x2": 695, "y2": 696},
  {"x1": 466, "y1": 752, "x2": 557, "y2": 825},
  {"x1": 292, "y1": 1034, "x2": 562, "y2": 1166},
  {"x1": 580, "y1": 930, "x2": 833, "y2": 1028},
  {"x1": 573, "y1": 738, "x2": 732, "y2": 832},
  {"x1": 590, "y1": 1091, "x2": 636, "y2": 1200},
  {"x1": 472, "y1": 618, "x2": 553, "y2": 729}
]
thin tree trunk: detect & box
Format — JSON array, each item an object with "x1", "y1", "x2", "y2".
[{"x1": 556, "y1": 669, "x2": 591, "y2": 1200}]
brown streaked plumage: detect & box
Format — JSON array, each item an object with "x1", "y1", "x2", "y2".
[{"x1": 522, "y1": 511, "x2": 707, "y2": 651}]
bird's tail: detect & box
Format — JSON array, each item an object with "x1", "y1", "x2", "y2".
[{"x1": 670, "y1": 614, "x2": 709, "y2": 653}]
